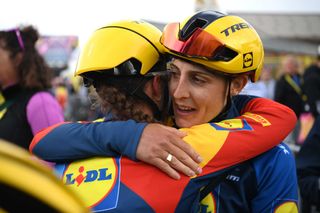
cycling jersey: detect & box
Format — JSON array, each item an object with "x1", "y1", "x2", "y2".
[{"x1": 30, "y1": 95, "x2": 298, "y2": 212}]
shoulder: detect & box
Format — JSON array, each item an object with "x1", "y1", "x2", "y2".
[
  {"x1": 276, "y1": 75, "x2": 287, "y2": 83},
  {"x1": 255, "y1": 143, "x2": 294, "y2": 164},
  {"x1": 28, "y1": 91, "x2": 59, "y2": 106},
  {"x1": 27, "y1": 91, "x2": 62, "y2": 114},
  {"x1": 252, "y1": 143, "x2": 296, "y2": 181}
]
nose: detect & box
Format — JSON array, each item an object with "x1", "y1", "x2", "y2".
[{"x1": 171, "y1": 76, "x2": 190, "y2": 100}]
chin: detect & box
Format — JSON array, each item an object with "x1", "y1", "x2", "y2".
[{"x1": 176, "y1": 119, "x2": 196, "y2": 128}]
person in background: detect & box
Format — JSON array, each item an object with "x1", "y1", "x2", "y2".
[
  {"x1": 296, "y1": 55, "x2": 320, "y2": 212},
  {"x1": 240, "y1": 66, "x2": 275, "y2": 99},
  {"x1": 303, "y1": 55, "x2": 320, "y2": 118},
  {"x1": 296, "y1": 55, "x2": 320, "y2": 145},
  {"x1": 0, "y1": 25, "x2": 63, "y2": 149},
  {"x1": 258, "y1": 65, "x2": 276, "y2": 99},
  {"x1": 274, "y1": 55, "x2": 308, "y2": 145},
  {"x1": 296, "y1": 116, "x2": 320, "y2": 213},
  {"x1": 274, "y1": 55, "x2": 306, "y2": 117}
]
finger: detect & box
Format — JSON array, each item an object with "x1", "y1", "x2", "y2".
[
  {"x1": 152, "y1": 158, "x2": 181, "y2": 180},
  {"x1": 167, "y1": 154, "x2": 198, "y2": 177},
  {"x1": 165, "y1": 130, "x2": 203, "y2": 164},
  {"x1": 165, "y1": 143, "x2": 202, "y2": 175},
  {"x1": 165, "y1": 126, "x2": 187, "y2": 138}
]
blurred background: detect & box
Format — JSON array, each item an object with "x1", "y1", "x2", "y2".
[{"x1": 1, "y1": 0, "x2": 319, "y2": 124}]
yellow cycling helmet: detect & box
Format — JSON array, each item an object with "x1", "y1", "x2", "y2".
[
  {"x1": 160, "y1": 10, "x2": 264, "y2": 82},
  {"x1": 74, "y1": 20, "x2": 169, "y2": 121},
  {"x1": 0, "y1": 139, "x2": 89, "y2": 213},
  {"x1": 75, "y1": 20, "x2": 165, "y2": 77}
]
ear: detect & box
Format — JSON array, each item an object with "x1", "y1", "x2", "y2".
[
  {"x1": 143, "y1": 76, "x2": 162, "y2": 104},
  {"x1": 13, "y1": 52, "x2": 23, "y2": 67},
  {"x1": 230, "y1": 75, "x2": 248, "y2": 96},
  {"x1": 151, "y1": 75, "x2": 162, "y2": 102}
]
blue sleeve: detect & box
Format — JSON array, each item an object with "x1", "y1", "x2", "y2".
[
  {"x1": 32, "y1": 120, "x2": 147, "y2": 162},
  {"x1": 296, "y1": 116, "x2": 320, "y2": 205},
  {"x1": 251, "y1": 143, "x2": 299, "y2": 212},
  {"x1": 232, "y1": 94, "x2": 256, "y2": 112}
]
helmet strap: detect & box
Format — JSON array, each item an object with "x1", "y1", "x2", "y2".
[{"x1": 210, "y1": 77, "x2": 232, "y2": 122}]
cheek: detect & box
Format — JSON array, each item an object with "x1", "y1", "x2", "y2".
[
  {"x1": 168, "y1": 79, "x2": 178, "y2": 96},
  {"x1": 201, "y1": 94, "x2": 220, "y2": 113},
  {"x1": 200, "y1": 86, "x2": 226, "y2": 117},
  {"x1": 0, "y1": 54, "x2": 12, "y2": 70}
]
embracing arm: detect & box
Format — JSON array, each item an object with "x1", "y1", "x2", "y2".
[
  {"x1": 30, "y1": 120, "x2": 147, "y2": 162},
  {"x1": 181, "y1": 95, "x2": 297, "y2": 173},
  {"x1": 30, "y1": 96, "x2": 296, "y2": 178},
  {"x1": 30, "y1": 118, "x2": 201, "y2": 179}
]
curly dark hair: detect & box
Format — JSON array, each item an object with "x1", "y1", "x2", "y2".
[
  {"x1": 91, "y1": 84, "x2": 157, "y2": 123},
  {"x1": 0, "y1": 25, "x2": 52, "y2": 90}
]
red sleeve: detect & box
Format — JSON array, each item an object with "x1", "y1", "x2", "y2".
[
  {"x1": 181, "y1": 98, "x2": 297, "y2": 176},
  {"x1": 209, "y1": 98, "x2": 297, "y2": 174}
]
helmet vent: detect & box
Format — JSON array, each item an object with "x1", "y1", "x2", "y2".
[
  {"x1": 179, "y1": 18, "x2": 207, "y2": 41},
  {"x1": 114, "y1": 59, "x2": 140, "y2": 75},
  {"x1": 214, "y1": 46, "x2": 238, "y2": 61}
]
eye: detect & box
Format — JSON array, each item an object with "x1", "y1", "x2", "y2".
[
  {"x1": 191, "y1": 74, "x2": 206, "y2": 84},
  {"x1": 167, "y1": 69, "x2": 180, "y2": 80}
]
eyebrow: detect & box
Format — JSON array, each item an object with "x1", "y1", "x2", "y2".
[
  {"x1": 171, "y1": 63, "x2": 218, "y2": 80},
  {"x1": 170, "y1": 62, "x2": 202, "y2": 73}
]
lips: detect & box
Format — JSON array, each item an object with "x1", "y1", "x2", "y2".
[{"x1": 174, "y1": 103, "x2": 196, "y2": 115}]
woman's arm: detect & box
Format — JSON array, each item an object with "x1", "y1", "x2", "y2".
[
  {"x1": 30, "y1": 96, "x2": 296, "y2": 179},
  {"x1": 181, "y1": 96, "x2": 296, "y2": 173},
  {"x1": 30, "y1": 120, "x2": 147, "y2": 162}
]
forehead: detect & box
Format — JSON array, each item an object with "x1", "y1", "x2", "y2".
[
  {"x1": 170, "y1": 58, "x2": 226, "y2": 79},
  {"x1": 171, "y1": 58, "x2": 207, "y2": 72}
]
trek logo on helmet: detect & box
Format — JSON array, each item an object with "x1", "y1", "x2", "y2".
[
  {"x1": 220, "y1": 22, "x2": 250, "y2": 37},
  {"x1": 243, "y1": 52, "x2": 253, "y2": 68}
]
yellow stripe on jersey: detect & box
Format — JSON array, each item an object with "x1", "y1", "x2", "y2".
[
  {"x1": 181, "y1": 124, "x2": 229, "y2": 168},
  {"x1": 274, "y1": 202, "x2": 298, "y2": 213}
]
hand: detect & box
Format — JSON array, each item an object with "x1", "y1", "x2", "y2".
[{"x1": 136, "y1": 123, "x2": 203, "y2": 180}]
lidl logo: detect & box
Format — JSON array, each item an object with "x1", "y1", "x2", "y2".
[
  {"x1": 243, "y1": 52, "x2": 253, "y2": 68},
  {"x1": 210, "y1": 118, "x2": 252, "y2": 131},
  {"x1": 55, "y1": 157, "x2": 121, "y2": 212},
  {"x1": 64, "y1": 166, "x2": 112, "y2": 186},
  {"x1": 199, "y1": 192, "x2": 216, "y2": 213}
]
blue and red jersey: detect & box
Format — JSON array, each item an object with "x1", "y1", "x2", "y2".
[{"x1": 30, "y1": 95, "x2": 299, "y2": 212}]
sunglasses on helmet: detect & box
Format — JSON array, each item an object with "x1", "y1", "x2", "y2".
[{"x1": 161, "y1": 22, "x2": 238, "y2": 62}]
